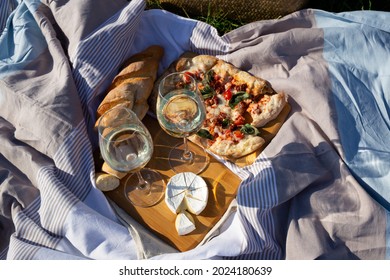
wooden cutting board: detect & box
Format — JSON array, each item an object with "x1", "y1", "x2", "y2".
[
  {"x1": 105, "y1": 114, "x2": 242, "y2": 252},
  {"x1": 105, "y1": 103, "x2": 290, "y2": 252}
]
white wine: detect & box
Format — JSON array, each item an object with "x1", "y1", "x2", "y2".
[
  {"x1": 156, "y1": 72, "x2": 209, "y2": 174},
  {"x1": 158, "y1": 89, "x2": 205, "y2": 138},
  {"x1": 101, "y1": 126, "x2": 152, "y2": 173}
]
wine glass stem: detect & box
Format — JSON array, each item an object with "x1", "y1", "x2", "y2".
[
  {"x1": 136, "y1": 171, "x2": 151, "y2": 195},
  {"x1": 182, "y1": 137, "x2": 194, "y2": 164}
]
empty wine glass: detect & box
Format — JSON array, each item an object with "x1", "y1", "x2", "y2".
[
  {"x1": 98, "y1": 105, "x2": 164, "y2": 207},
  {"x1": 156, "y1": 72, "x2": 209, "y2": 174}
]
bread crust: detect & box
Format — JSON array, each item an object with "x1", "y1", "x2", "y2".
[
  {"x1": 95, "y1": 172, "x2": 120, "y2": 192},
  {"x1": 249, "y1": 92, "x2": 287, "y2": 127},
  {"x1": 188, "y1": 134, "x2": 265, "y2": 159},
  {"x1": 96, "y1": 45, "x2": 164, "y2": 124},
  {"x1": 176, "y1": 54, "x2": 218, "y2": 72},
  {"x1": 101, "y1": 162, "x2": 128, "y2": 179}
]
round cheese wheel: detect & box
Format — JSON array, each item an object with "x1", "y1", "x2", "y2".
[{"x1": 165, "y1": 172, "x2": 208, "y2": 215}]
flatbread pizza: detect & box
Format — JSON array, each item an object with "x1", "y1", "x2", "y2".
[{"x1": 150, "y1": 53, "x2": 288, "y2": 159}]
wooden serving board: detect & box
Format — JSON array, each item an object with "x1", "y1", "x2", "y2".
[
  {"x1": 105, "y1": 103, "x2": 290, "y2": 252},
  {"x1": 105, "y1": 114, "x2": 242, "y2": 252}
]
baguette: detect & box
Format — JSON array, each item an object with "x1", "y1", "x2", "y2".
[{"x1": 96, "y1": 45, "x2": 164, "y2": 124}]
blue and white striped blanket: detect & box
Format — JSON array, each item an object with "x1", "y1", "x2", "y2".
[{"x1": 1, "y1": 0, "x2": 390, "y2": 259}]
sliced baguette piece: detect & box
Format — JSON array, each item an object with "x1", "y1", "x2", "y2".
[
  {"x1": 101, "y1": 162, "x2": 128, "y2": 179},
  {"x1": 95, "y1": 172, "x2": 120, "y2": 192}
]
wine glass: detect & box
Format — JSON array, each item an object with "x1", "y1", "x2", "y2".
[
  {"x1": 97, "y1": 105, "x2": 164, "y2": 207},
  {"x1": 156, "y1": 72, "x2": 209, "y2": 174}
]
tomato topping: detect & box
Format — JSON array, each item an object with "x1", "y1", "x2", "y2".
[
  {"x1": 233, "y1": 115, "x2": 245, "y2": 126},
  {"x1": 223, "y1": 89, "x2": 232, "y2": 100},
  {"x1": 233, "y1": 130, "x2": 244, "y2": 139},
  {"x1": 183, "y1": 72, "x2": 194, "y2": 83}
]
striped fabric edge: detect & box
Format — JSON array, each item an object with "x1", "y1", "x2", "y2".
[
  {"x1": 37, "y1": 166, "x2": 82, "y2": 236},
  {"x1": 234, "y1": 154, "x2": 282, "y2": 259},
  {"x1": 12, "y1": 206, "x2": 60, "y2": 247},
  {"x1": 0, "y1": 247, "x2": 7, "y2": 259},
  {"x1": 37, "y1": 120, "x2": 95, "y2": 235},
  {"x1": 52, "y1": 120, "x2": 95, "y2": 201},
  {"x1": 6, "y1": 235, "x2": 41, "y2": 260},
  {"x1": 0, "y1": 164, "x2": 43, "y2": 260},
  {"x1": 6, "y1": 207, "x2": 62, "y2": 260},
  {"x1": 71, "y1": 0, "x2": 145, "y2": 134},
  {"x1": 4, "y1": 120, "x2": 94, "y2": 259},
  {"x1": 189, "y1": 20, "x2": 231, "y2": 56},
  {"x1": 14, "y1": 194, "x2": 42, "y2": 230}
]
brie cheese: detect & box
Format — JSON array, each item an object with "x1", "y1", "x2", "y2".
[
  {"x1": 165, "y1": 172, "x2": 208, "y2": 215},
  {"x1": 175, "y1": 211, "x2": 196, "y2": 236}
]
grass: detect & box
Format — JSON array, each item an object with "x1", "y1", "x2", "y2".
[
  {"x1": 146, "y1": 0, "x2": 245, "y2": 35},
  {"x1": 194, "y1": 9, "x2": 245, "y2": 35},
  {"x1": 146, "y1": 0, "x2": 390, "y2": 34}
]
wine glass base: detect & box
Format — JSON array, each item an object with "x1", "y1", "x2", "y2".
[
  {"x1": 169, "y1": 141, "x2": 209, "y2": 174},
  {"x1": 124, "y1": 168, "x2": 165, "y2": 208}
]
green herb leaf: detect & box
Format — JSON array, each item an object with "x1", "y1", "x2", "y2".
[
  {"x1": 229, "y1": 91, "x2": 251, "y2": 108},
  {"x1": 200, "y1": 85, "x2": 215, "y2": 99},
  {"x1": 197, "y1": 129, "x2": 213, "y2": 140},
  {"x1": 240, "y1": 124, "x2": 260, "y2": 136},
  {"x1": 221, "y1": 119, "x2": 230, "y2": 129},
  {"x1": 204, "y1": 70, "x2": 215, "y2": 84}
]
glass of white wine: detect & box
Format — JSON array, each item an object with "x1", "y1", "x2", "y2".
[
  {"x1": 98, "y1": 105, "x2": 164, "y2": 207},
  {"x1": 156, "y1": 72, "x2": 209, "y2": 174}
]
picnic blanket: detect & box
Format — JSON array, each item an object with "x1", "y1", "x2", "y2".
[{"x1": 1, "y1": 0, "x2": 390, "y2": 260}]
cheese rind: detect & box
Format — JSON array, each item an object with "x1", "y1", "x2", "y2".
[
  {"x1": 165, "y1": 172, "x2": 208, "y2": 215},
  {"x1": 165, "y1": 187, "x2": 186, "y2": 214},
  {"x1": 175, "y1": 211, "x2": 196, "y2": 236}
]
